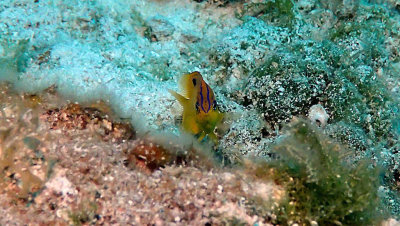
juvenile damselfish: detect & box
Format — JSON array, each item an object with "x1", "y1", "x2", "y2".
[{"x1": 169, "y1": 71, "x2": 223, "y2": 142}]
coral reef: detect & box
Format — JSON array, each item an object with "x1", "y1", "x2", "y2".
[
  {"x1": 1, "y1": 0, "x2": 400, "y2": 223},
  {"x1": 41, "y1": 103, "x2": 135, "y2": 143},
  {"x1": 0, "y1": 84, "x2": 285, "y2": 225}
]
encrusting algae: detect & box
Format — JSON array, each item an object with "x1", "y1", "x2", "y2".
[{"x1": 169, "y1": 72, "x2": 224, "y2": 143}]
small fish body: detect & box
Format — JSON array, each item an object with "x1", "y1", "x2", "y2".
[{"x1": 169, "y1": 71, "x2": 223, "y2": 142}]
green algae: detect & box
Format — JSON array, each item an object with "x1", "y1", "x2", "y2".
[
  {"x1": 241, "y1": 0, "x2": 295, "y2": 28},
  {"x1": 324, "y1": 122, "x2": 369, "y2": 154},
  {"x1": 253, "y1": 119, "x2": 384, "y2": 225},
  {"x1": 68, "y1": 201, "x2": 99, "y2": 226}
]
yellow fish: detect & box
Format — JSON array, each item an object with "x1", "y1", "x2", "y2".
[{"x1": 169, "y1": 71, "x2": 224, "y2": 143}]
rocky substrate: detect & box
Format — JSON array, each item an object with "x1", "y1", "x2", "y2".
[{"x1": 0, "y1": 84, "x2": 283, "y2": 225}]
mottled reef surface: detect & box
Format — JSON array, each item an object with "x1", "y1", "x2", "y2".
[
  {"x1": 0, "y1": 85, "x2": 284, "y2": 225},
  {"x1": 1, "y1": 0, "x2": 400, "y2": 225}
]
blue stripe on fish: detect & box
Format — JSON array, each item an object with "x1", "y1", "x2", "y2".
[
  {"x1": 200, "y1": 82, "x2": 206, "y2": 112},
  {"x1": 206, "y1": 84, "x2": 210, "y2": 113}
]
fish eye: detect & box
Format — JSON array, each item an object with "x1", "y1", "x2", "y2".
[
  {"x1": 195, "y1": 101, "x2": 200, "y2": 112},
  {"x1": 192, "y1": 78, "x2": 197, "y2": 86}
]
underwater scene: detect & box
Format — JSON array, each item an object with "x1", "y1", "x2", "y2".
[{"x1": 0, "y1": 0, "x2": 400, "y2": 225}]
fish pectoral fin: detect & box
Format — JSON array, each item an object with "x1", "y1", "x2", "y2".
[
  {"x1": 196, "y1": 132, "x2": 218, "y2": 144},
  {"x1": 168, "y1": 89, "x2": 189, "y2": 106},
  {"x1": 196, "y1": 131, "x2": 206, "y2": 142}
]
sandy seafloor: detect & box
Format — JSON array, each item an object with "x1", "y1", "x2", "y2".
[{"x1": 0, "y1": 0, "x2": 400, "y2": 225}]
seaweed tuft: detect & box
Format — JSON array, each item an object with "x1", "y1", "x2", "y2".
[
  {"x1": 241, "y1": 0, "x2": 295, "y2": 28},
  {"x1": 252, "y1": 118, "x2": 384, "y2": 225},
  {"x1": 68, "y1": 201, "x2": 99, "y2": 226}
]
